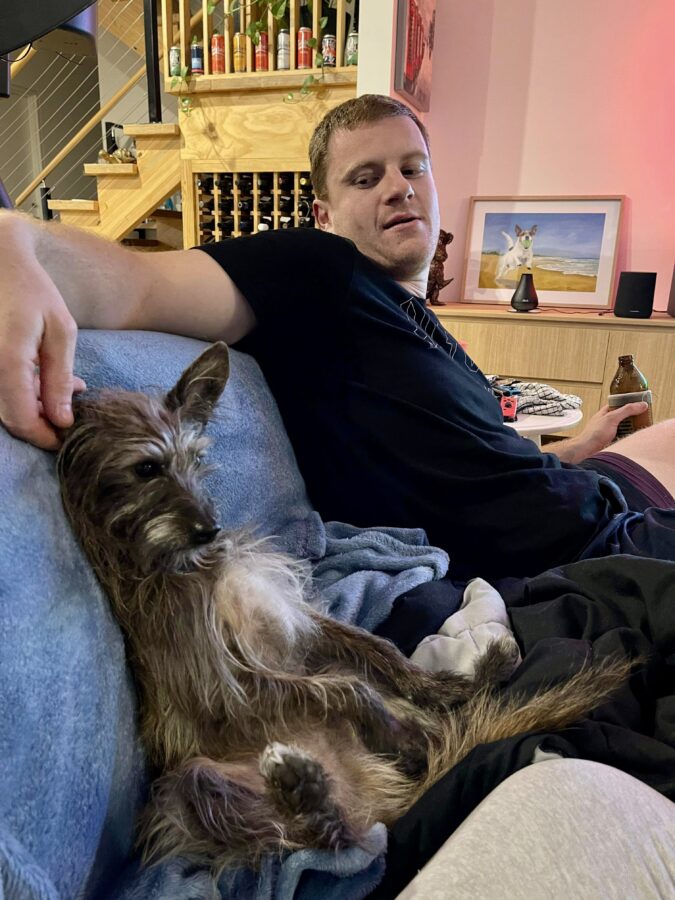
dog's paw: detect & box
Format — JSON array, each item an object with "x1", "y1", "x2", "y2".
[
  {"x1": 260, "y1": 743, "x2": 330, "y2": 815},
  {"x1": 473, "y1": 637, "x2": 522, "y2": 688},
  {"x1": 419, "y1": 670, "x2": 475, "y2": 711}
]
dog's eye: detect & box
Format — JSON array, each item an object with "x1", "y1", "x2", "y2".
[
  {"x1": 134, "y1": 460, "x2": 164, "y2": 479},
  {"x1": 194, "y1": 453, "x2": 206, "y2": 468}
]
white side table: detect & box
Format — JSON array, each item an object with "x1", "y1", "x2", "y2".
[{"x1": 505, "y1": 409, "x2": 583, "y2": 447}]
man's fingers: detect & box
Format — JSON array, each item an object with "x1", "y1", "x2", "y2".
[
  {"x1": 0, "y1": 358, "x2": 61, "y2": 449},
  {"x1": 611, "y1": 401, "x2": 649, "y2": 419},
  {"x1": 39, "y1": 312, "x2": 78, "y2": 428}
]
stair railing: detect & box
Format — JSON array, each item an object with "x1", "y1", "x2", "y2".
[{"x1": 5, "y1": 2, "x2": 202, "y2": 210}]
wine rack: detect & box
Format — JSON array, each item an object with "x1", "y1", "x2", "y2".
[{"x1": 195, "y1": 170, "x2": 315, "y2": 243}]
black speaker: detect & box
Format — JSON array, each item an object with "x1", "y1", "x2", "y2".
[
  {"x1": 667, "y1": 263, "x2": 675, "y2": 318},
  {"x1": 613, "y1": 271, "x2": 656, "y2": 319}
]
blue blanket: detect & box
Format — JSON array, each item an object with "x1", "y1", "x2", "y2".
[{"x1": 0, "y1": 331, "x2": 448, "y2": 900}]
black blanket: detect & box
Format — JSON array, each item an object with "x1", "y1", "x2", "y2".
[{"x1": 371, "y1": 554, "x2": 675, "y2": 899}]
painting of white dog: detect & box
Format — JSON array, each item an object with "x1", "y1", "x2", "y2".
[
  {"x1": 479, "y1": 212, "x2": 606, "y2": 292},
  {"x1": 495, "y1": 225, "x2": 538, "y2": 280}
]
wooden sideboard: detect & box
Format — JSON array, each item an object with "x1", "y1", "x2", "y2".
[{"x1": 434, "y1": 304, "x2": 675, "y2": 436}]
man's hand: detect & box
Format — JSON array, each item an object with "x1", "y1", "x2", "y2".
[
  {"x1": 0, "y1": 218, "x2": 85, "y2": 449},
  {"x1": 547, "y1": 402, "x2": 649, "y2": 464},
  {"x1": 0, "y1": 212, "x2": 254, "y2": 451}
]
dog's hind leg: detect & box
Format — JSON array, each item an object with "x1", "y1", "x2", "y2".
[
  {"x1": 260, "y1": 742, "x2": 363, "y2": 850},
  {"x1": 139, "y1": 756, "x2": 290, "y2": 871}
]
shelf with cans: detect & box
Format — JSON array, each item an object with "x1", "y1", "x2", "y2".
[
  {"x1": 162, "y1": 0, "x2": 358, "y2": 86},
  {"x1": 195, "y1": 171, "x2": 316, "y2": 243}
]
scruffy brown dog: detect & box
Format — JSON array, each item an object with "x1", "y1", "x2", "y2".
[{"x1": 57, "y1": 343, "x2": 631, "y2": 875}]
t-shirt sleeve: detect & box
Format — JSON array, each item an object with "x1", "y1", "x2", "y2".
[{"x1": 196, "y1": 229, "x2": 356, "y2": 331}]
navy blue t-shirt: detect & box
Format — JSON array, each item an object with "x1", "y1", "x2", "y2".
[{"x1": 199, "y1": 229, "x2": 624, "y2": 579}]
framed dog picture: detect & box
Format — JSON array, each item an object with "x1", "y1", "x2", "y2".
[
  {"x1": 461, "y1": 196, "x2": 624, "y2": 309},
  {"x1": 394, "y1": 0, "x2": 437, "y2": 112}
]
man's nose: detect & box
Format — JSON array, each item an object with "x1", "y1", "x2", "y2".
[{"x1": 382, "y1": 169, "x2": 414, "y2": 202}]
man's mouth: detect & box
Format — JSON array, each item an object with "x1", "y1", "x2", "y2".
[{"x1": 383, "y1": 215, "x2": 420, "y2": 230}]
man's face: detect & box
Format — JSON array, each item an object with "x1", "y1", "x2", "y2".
[{"x1": 313, "y1": 117, "x2": 441, "y2": 282}]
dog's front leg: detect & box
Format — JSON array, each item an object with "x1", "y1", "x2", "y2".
[
  {"x1": 305, "y1": 614, "x2": 476, "y2": 712},
  {"x1": 245, "y1": 669, "x2": 411, "y2": 758}
]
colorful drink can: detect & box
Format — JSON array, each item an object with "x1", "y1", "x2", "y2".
[
  {"x1": 233, "y1": 32, "x2": 246, "y2": 73},
  {"x1": 255, "y1": 31, "x2": 269, "y2": 70},
  {"x1": 169, "y1": 45, "x2": 181, "y2": 76},
  {"x1": 345, "y1": 29, "x2": 358, "y2": 66},
  {"x1": 277, "y1": 28, "x2": 290, "y2": 69},
  {"x1": 297, "y1": 26, "x2": 312, "y2": 69},
  {"x1": 211, "y1": 29, "x2": 225, "y2": 74},
  {"x1": 321, "y1": 34, "x2": 336, "y2": 66},
  {"x1": 190, "y1": 37, "x2": 204, "y2": 75}
]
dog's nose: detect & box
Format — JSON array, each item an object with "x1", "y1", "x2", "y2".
[{"x1": 191, "y1": 523, "x2": 221, "y2": 545}]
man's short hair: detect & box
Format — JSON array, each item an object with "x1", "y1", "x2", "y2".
[{"x1": 309, "y1": 94, "x2": 431, "y2": 200}]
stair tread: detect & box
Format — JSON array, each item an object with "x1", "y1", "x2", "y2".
[
  {"x1": 123, "y1": 123, "x2": 180, "y2": 137},
  {"x1": 84, "y1": 163, "x2": 138, "y2": 176},
  {"x1": 47, "y1": 199, "x2": 99, "y2": 211}
]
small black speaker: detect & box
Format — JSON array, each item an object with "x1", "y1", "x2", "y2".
[
  {"x1": 613, "y1": 271, "x2": 656, "y2": 319},
  {"x1": 667, "y1": 263, "x2": 675, "y2": 318}
]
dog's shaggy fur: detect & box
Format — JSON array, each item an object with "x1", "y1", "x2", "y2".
[{"x1": 57, "y1": 343, "x2": 632, "y2": 874}]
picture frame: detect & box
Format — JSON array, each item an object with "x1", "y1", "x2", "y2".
[
  {"x1": 394, "y1": 0, "x2": 437, "y2": 113},
  {"x1": 461, "y1": 196, "x2": 624, "y2": 309}
]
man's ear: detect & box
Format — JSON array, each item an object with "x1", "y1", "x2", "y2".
[
  {"x1": 166, "y1": 341, "x2": 230, "y2": 427},
  {"x1": 313, "y1": 198, "x2": 333, "y2": 232}
]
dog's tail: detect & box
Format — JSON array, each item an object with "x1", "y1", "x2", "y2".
[
  {"x1": 424, "y1": 653, "x2": 636, "y2": 787},
  {"x1": 501, "y1": 230, "x2": 514, "y2": 250}
]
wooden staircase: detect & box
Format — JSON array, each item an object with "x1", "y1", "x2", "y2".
[{"x1": 48, "y1": 123, "x2": 181, "y2": 241}]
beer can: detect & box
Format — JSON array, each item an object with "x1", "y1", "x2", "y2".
[
  {"x1": 169, "y1": 45, "x2": 181, "y2": 77},
  {"x1": 321, "y1": 34, "x2": 336, "y2": 67},
  {"x1": 277, "y1": 28, "x2": 290, "y2": 70},
  {"x1": 233, "y1": 32, "x2": 246, "y2": 73},
  {"x1": 255, "y1": 31, "x2": 269, "y2": 71},
  {"x1": 211, "y1": 29, "x2": 225, "y2": 74},
  {"x1": 297, "y1": 26, "x2": 312, "y2": 69},
  {"x1": 190, "y1": 37, "x2": 204, "y2": 75},
  {"x1": 345, "y1": 29, "x2": 358, "y2": 66}
]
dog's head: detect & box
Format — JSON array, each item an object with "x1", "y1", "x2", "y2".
[
  {"x1": 57, "y1": 342, "x2": 230, "y2": 574},
  {"x1": 514, "y1": 225, "x2": 538, "y2": 249}
]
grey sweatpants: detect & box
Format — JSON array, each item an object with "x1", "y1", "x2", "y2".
[{"x1": 397, "y1": 759, "x2": 675, "y2": 899}]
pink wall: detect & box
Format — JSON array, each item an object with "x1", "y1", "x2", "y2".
[{"x1": 425, "y1": 0, "x2": 675, "y2": 310}]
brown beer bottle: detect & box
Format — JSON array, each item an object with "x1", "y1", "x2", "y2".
[{"x1": 608, "y1": 354, "x2": 653, "y2": 439}]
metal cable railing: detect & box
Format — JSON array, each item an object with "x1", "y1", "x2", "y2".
[{"x1": 2, "y1": 0, "x2": 172, "y2": 212}]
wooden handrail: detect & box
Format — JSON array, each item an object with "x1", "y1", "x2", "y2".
[{"x1": 14, "y1": 9, "x2": 203, "y2": 207}]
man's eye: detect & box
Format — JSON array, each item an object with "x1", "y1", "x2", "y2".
[
  {"x1": 354, "y1": 175, "x2": 375, "y2": 187},
  {"x1": 134, "y1": 460, "x2": 164, "y2": 479}
]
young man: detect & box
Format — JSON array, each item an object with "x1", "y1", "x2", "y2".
[{"x1": 0, "y1": 94, "x2": 673, "y2": 579}]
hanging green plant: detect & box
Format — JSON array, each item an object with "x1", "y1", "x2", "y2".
[{"x1": 171, "y1": 65, "x2": 194, "y2": 116}]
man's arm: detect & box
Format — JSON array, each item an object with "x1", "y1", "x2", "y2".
[
  {"x1": 0, "y1": 211, "x2": 255, "y2": 449},
  {"x1": 546, "y1": 402, "x2": 649, "y2": 464}
]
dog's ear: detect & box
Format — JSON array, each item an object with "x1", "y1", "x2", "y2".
[
  {"x1": 514, "y1": 225, "x2": 523, "y2": 235},
  {"x1": 530, "y1": 225, "x2": 538, "y2": 234},
  {"x1": 166, "y1": 342, "x2": 230, "y2": 426}
]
